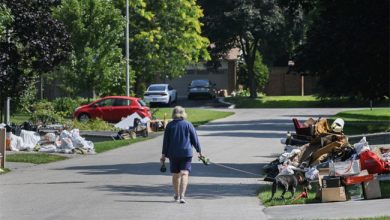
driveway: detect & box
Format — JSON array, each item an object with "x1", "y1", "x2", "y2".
[
  {"x1": 1, "y1": 108, "x2": 389, "y2": 220},
  {"x1": 175, "y1": 97, "x2": 230, "y2": 108}
]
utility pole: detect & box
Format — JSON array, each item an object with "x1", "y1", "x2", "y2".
[{"x1": 125, "y1": 0, "x2": 130, "y2": 97}]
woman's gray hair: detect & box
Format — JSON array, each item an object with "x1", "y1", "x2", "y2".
[{"x1": 172, "y1": 106, "x2": 187, "y2": 119}]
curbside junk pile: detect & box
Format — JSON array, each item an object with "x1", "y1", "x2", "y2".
[{"x1": 264, "y1": 117, "x2": 390, "y2": 203}]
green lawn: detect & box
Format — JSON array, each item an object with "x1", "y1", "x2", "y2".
[
  {"x1": 259, "y1": 181, "x2": 390, "y2": 207},
  {"x1": 6, "y1": 153, "x2": 68, "y2": 164},
  {"x1": 225, "y1": 96, "x2": 389, "y2": 108},
  {"x1": 331, "y1": 108, "x2": 390, "y2": 134},
  {"x1": 10, "y1": 112, "x2": 30, "y2": 125},
  {"x1": 94, "y1": 138, "x2": 151, "y2": 153},
  {"x1": 151, "y1": 108, "x2": 234, "y2": 127},
  {"x1": 258, "y1": 183, "x2": 320, "y2": 207}
]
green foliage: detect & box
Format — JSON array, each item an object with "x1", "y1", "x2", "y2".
[
  {"x1": 18, "y1": 79, "x2": 38, "y2": 113},
  {"x1": 126, "y1": 0, "x2": 210, "y2": 92},
  {"x1": 0, "y1": 0, "x2": 71, "y2": 119},
  {"x1": 29, "y1": 100, "x2": 62, "y2": 124},
  {"x1": 294, "y1": 0, "x2": 389, "y2": 100},
  {"x1": 70, "y1": 118, "x2": 116, "y2": 131},
  {"x1": 199, "y1": 0, "x2": 287, "y2": 98},
  {"x1": 0, "y1": 3, "x2": 12, "y2": 35},
  {"x1": 238, "y1": 51, "x2": 269, "y2": 92},
  {"x1": 53, "y1": 0, "x2": 126, "y2": 98},
  {"x1": 52, "y1": 97, "x2": 81, "y2": 118},
  {"x1": 6, "y1": 153, "x2": 68, "y2": 164}
]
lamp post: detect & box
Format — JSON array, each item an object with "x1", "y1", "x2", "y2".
[
  {"x1": 288, "y1": 60, "x2": 304, "y2": 96},
  {"x1": 125, "y1": 0, "x2": 130, "y2": 97}
]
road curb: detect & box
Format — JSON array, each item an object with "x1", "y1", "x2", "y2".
[{"x1": 217, "y1": 97, "x2": 235, "y2": 109}]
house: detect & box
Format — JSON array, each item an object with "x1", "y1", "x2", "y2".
[{"x1": 163, "y1": 48, "x2": 240, "y2": 98}]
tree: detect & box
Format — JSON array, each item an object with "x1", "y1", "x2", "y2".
[
  {"x1": 0, "y1": 3, "x2": 11, "y2": 35},
  {"x1": 238, "y1": 50, "x2": 269, "y2": 93},
  {"x1": 53, "y1": 0, "x2": 125, "y2": 98},
  {"x1": 0, "y1": 0, "x2": 70, "y2": 118},
  {"x1": 294, "y1": 0, "x2": 389, "y2": 100},
  {"x1": 199, "y1": 0, "x2": 285, "y2": 98},
  {"x1": 124, "y1": 0, "x2": 210, "y2": 95}
]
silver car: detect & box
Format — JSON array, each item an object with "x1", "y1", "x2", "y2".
[{"x1": 144, "y1": 84, "x2": 177, "y2": 106}]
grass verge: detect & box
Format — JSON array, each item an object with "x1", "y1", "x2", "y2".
[
  {"x1": 94, "y1": 137, "x2": 152, "y2": 153},
  {"x1": 6, "y1": 153, "x2": 68, "y2": 164},
  {"x1": 331, "y1": 108, "x2": 390, "y2": 134},
  {"x1": 258, "y1": 181, "x2": 390, "y2": 207},
  {"x1": 0, "y1": 168, "x2": 11, "y2": 174},
  {"x1": 225, "y1": 96, "x2": 389, "y2": 108},
  {"x1": 152, "y1": 108, "x2": 234, "y2": 127}
]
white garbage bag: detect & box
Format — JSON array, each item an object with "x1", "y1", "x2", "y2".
[
  {"x1": 10, "y1": 133, "x2": 23, "y2": 151},
  {"x1": 39, "y1": 144, "x2": 57, "y2": 153},
  {"x1": 70, "y1": 129, "x2": 94, "y2": 150},
  {"x1": 20, "y1": 130, "x2": 40, "y2": 151},
  {"x1": 60, "y1": 137, "x2": 74, "y2": 149}
]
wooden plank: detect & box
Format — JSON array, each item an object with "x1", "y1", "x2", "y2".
[{"x1": 0, "y1": 128, "x2": 5, "y2": 168}]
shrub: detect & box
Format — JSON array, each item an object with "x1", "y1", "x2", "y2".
[
  {"x1": 70, "y1": 118, "x2": 116, "y2": 131},
  {"x1": 52, "y1": 97, "x2": 81, "y2": 118},
  {"x1": 29, "y1": 100, "x2": 63, "y2": 124}
]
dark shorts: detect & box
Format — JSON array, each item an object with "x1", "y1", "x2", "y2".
[{"x1": 169, "y1": 157, "x2": 192, "y2": 173}]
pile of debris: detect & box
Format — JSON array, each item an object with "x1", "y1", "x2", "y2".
[
  {"x1": 0, "y1": 123, "x2": 95, "y2": 154},
  {"x1": 264, "y1": 117, "x2": 390, "y2": 202}
]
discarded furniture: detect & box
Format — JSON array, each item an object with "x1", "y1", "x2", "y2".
[{"x1": 292, "y1": 118, "x2": 313, "y2": 138}]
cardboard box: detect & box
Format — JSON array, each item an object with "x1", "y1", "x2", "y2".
[
  {"x1": 322, "y1": 176, "x2": 341, "y2": 188},
  {"x1": 363, "y1": 178, "x2": 382, "y2": 199},
  {"x1": 318, "y1": 168, "x2": 330, "y2": 176},
  {"x1": 321, "y1": 187, "x2": 347, "y2": 202}
]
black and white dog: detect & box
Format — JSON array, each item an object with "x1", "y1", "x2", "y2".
[{"x1": 270, "y1": 174, "x2": 311, "y2": 200}]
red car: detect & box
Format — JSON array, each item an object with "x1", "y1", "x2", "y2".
[{"x1": 73, "y1": 96, "x2": 151, "y2": 122}]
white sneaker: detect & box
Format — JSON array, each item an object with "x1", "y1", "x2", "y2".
[
  {"x1": 179, "y1": 197, "x2": 186, "y2": 204},
  {"x1": 173, "y1": 195, "x2": 180, "y2": 202}
]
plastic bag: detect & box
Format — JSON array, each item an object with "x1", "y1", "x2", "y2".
[
  {"x1": 354, "y1": 137, "x2": 370, "y2": 155},
  {"x1": 305, "y1": 167, "x2": 319, "y2": 180}
]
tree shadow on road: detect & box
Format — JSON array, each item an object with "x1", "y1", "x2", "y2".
[
  {"x1": 199, "y1": 132, "x2": 285, "y2": 139},
  {"x1": 56, "y1": 162, "x2": 268, "y2": 179},
  {"x1": 93, "y1": 182, "x2": 261, "y2": 200},
  {"x1": 199, "y1": 119, "x2": 294, "y2": 132}
]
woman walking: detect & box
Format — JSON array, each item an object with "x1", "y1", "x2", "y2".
[{"x1": 161, "y1": 106, "x2": 202, "y2": 203}]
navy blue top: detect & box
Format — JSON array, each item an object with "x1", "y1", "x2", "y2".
[{"x1": 162, "y1": 119, "x2": 201, "y2": 158}]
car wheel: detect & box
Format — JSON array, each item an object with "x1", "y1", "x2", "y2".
[{"x1": 78, "y1": 113, "x2": 90, "y2": 122}]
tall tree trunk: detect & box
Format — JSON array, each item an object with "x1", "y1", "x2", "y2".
[
  {"x1": 247, "y1": 46, "x2": 258, "y2": 98},
  {"x1": 92, "y1": 86, "x2": 96, "y2": 100}
]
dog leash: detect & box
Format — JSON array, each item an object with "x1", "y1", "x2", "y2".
[{"x1": 199, "y1": 156, "x2": 261, "y2": 177}]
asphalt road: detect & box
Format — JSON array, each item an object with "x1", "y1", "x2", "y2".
[
  {"x1": 152, "y1": 97, "x2": 231, "y2": 108},
  {"x1": 1, "y1": 108, "x2": 390, "y2": 220}
]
